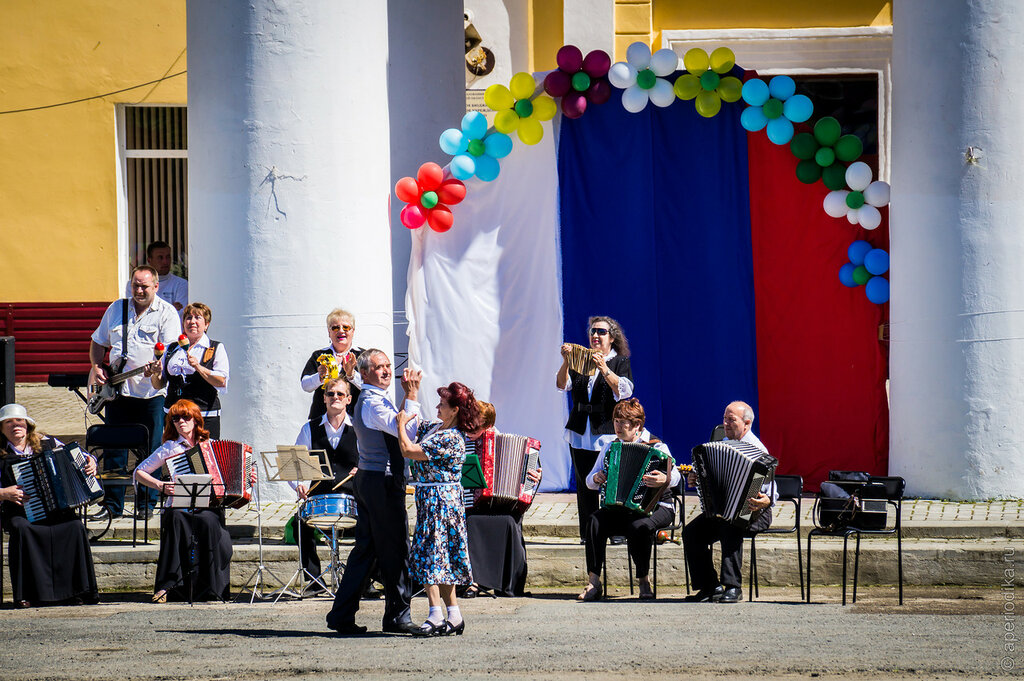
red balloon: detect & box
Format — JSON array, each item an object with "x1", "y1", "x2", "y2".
[
  {"x1": 400, "y1": 204, "x2": 426, "y2": 229},
  {"x1": 556, "y1": 45, "x2": 583, "y2": 73},
  {"x1": 416, "y1": 162, "x2": 444, "y2": 192},
  {"x1": 435, "y1": 178, "x2": 466, "y2": 206},
  {"x1": 395, "y1": 176, "x2": 420, "y2": 204},
  {"x1": 544, "y1": 69, "x2": 572, "y2": 98},
  {"x1": 582, "y1": 50, "x2": 611, "y2": 78},
  {"x1": 588, "y1": 79, "x2": 611, "y2": 105},
  {"x1": 427, "y1": 205, "x2": 454, "y2": 232},
  {"x1": 561, "y1": 92, "x2": 587, "y2": 119}
]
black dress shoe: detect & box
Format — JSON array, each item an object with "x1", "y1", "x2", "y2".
[
  {"x1": 382, "y1": 620, "x2": 420, "y2": 635},
  {"x1": 683, "y1": 585, "x2": 725, "y2": 603},
  {"x1": 718, "y1": 586, "x2": 743, "y2": 603},
  {"x1": 443, "y1": 619, "x2": 465, "y2": 636},
  {"x1": 329, "y1": 622, "x2": 368, "y2": 636},
  {"x1": 411, "y1": 620, "x2": 447, "y2": 637},
  {"x1": 15, "y1": 600, "x2": 32, "y2": 609}
]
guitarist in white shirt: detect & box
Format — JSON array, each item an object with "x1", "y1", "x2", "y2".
[{"x1": 88, "y1": 265, "x2": 181, "y2": 518}]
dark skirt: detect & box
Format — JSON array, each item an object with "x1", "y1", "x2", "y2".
[
  {"x1": 465, "y1": 512, "x2": 527, "y2": 596},
  {"x1": 6, "y1": 514, "x2": 98, "y2": 604},
  {"x1": 155, "y1": 508, "x2": 232, "y2": 601}
]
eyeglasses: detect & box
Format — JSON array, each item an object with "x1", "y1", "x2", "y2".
[
  {"x1": 589, "y1": 327, "x2": 610, "y2": 336},
  {"x1": 171, "y1": 414, "x2": 194, "y2": 422},
  {"x1": 330, "y1": 324, "x2": 354, "y2": 333},
  {"x1": 325, "y1": 391, "x2": 348, "y2": 398}
]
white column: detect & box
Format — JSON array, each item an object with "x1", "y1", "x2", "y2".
[
  {"x1": 187, "y1": 1, "x2": 394, "y2": 500},
  {"x1": 563, "y1": 0, "x2": 615, "y2": 56},
  {"x1": 890, "y1": 0, "x2": 1024, "y2": 499}
]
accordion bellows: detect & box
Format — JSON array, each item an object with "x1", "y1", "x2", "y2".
[
  {"x1": 600, "y1": 441, "x2": 672, "y2": 516},
  {"x1": 691, "y1": 440, "x2": 778, "y2": 528},
  {"x1": 473, "y1": 431, "x2": 542, "y2": 513}
]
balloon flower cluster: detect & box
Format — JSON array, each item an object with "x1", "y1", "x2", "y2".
[{"x1": 839, "y1": 240, "x2": 890, "y2": 304}]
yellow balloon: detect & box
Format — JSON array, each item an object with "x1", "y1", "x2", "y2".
[
  {"x1": 673, "y1": 74, "x2": 701, "y2": 101},
  {"x1": 532, "y1": 95, "x2": 557, "y2": 122},
  {"x1": 709, "y1": 47, "x2": 736, "y2": 74},
  {"x1": 484, "y1": 84, "x2": 514, "y2": 112},
  {"x1": 493, "y1": 109, "x2": 520, "y2": 134},
  {"x1": 694, "y1": 91, "x2": 722, "y2": 118},
  {"x1": 717, "y1": 76, "x2": 743, "y2": 103},
  {"x1": 509, "y1": 72, "x2": 537, "y2": 100},
  {"x1": 683, "y1": 48, "x2": 709, "y2": 75},
  {"x1": 517, "y1": 118, "x2": 543, "y2": 145}
]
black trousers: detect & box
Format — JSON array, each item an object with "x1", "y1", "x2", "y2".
[
  {"x1": 682, "y1": 510, "x2": 772, "y2": 590},
  {"x1": 326, "y1": 471, "x2": 411, "y2": 630},
  {"x1": 585, "y1": 504, "x2": 674, "y2": 578},
  {"x1": 103, "y1": 395, "x2": 164, "y2": 515},
  {"x1": 570, "y1": 446, "x2": 600, "y2": 542}
]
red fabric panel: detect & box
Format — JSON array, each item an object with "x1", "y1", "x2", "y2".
[
  {"x1": 1, "y1": 302, "x2": 107, "y2": 381},
  {"x1": 746, "y1": 133, "x2": 889, "y2": 490}
]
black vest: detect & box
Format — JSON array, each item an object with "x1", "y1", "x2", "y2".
[
  {"x1": 307, "y1": 418, "x2": 360, "y2": 496},
  {"x1": 164, "y1": 341, "x2": 222, "y2": 413},
  {"x1": 564, "y1": 353, "x2": 632, "y2": 436},
  {"x1": 302, "y1": 346, "x2": 364, "y2": 421}
]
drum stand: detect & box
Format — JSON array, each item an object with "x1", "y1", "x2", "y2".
[
  {"x1": 271, "y1": 499, "x2": 332, "y2": 602},
  {"x1": 236, "y1": 473, "x2": 286, "y2": 603}
]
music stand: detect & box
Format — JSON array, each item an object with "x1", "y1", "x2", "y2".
[
  {"x1": 264, "y1": 445, "x2": 333, "y2": 602},
  {"x1": 235, "y1": 463, "x2": 284, "y2": 603},
  {"x1": 167, "y1": 474, "x2": 215, "y2": 606}
]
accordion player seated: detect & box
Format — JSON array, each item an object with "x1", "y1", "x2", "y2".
[{"x1": 578, "y1": 397, "x2": 679, "y2": 602}]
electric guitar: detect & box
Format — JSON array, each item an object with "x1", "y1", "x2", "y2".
[{"x1": 87, "y1": 343, "x2": 165, "y2": 415}]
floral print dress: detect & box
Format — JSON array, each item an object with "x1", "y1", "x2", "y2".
[{"x1": 408, "y1": 421, "x2": 472, "y2": 585}]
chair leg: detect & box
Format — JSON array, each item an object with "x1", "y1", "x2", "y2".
[
  {"x1": 682, "y1": 538, "x2": 690, "y2": 594},
  {"x1": 747, "y1": 536, "x2": 755, "y2": 603},
  {"x1": 898, "y1": 527, "x2": 903, "y2": 605},
  {"x1": 796, "y1": 531, "x2": 805, "y2": 601},
  {"x1": 652, "y1": 540, "x2": 658, "y2": 599},
  {"x1": 805, "y1": 533, "x2": 813, "y2": 604},
  {"x1": 628, "y1": 548, "x2": 634, "y2": 596},
  {"x1": 852, "y1": 533, "x2": 861, "y2": 604},
  {"x1": 841, "y1": 534, "x2": 849, "y2": 606},
  {"x1": 602, "y1": 559, "x2": 607, "y2": 598}
]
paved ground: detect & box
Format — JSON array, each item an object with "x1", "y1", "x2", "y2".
[{"x1": 0, "y1": 587, "x2": 1015, "y2": 680}]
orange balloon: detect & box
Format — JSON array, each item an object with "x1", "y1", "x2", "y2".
[
  {"x1": 417, "y1": 162, "x2": 444, "y2": 191},
  {"x1": 427, "y1": 205, "x2": 454, "y2": 232},
  {"x1": 436, "y1": 178, "x2": 466, "y2": 205},
  {"x1": 395, "y1": 176, "x2": 420, "y2": 204}
]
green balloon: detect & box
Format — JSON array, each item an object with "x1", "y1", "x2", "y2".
[
  {"x1": 699, "y1": 70, "x2": 720, "y2": 91},
  {"x1": 420, "y1": 191, "x2": 439, "y2": 209},
  {"x1": 814, "y1": 117, "x2": 841, "y2": 146},
  {"x1": 762, "y1": 98, "x2": 783, "y2": 120},
  {"x1": 790, "y1": 132, "x2": 818, "y2": 160},
  {"x1": 636, "y1": 69, "x2": 656, "y2": 90},
  {"x1": 814, "y1": 147, "x2": 836, "y2": 168},
  {"x1": 846, "y1": 191, "x2": 865, "y2": 209},
  {"x1": 796, "y1": 159, "x2": 823, "y2": 184},
  {"x1": 571, "y1": 71, "x2": 591, "y2": 92},
  {"x1": 467, "y1": 139, "x2": 486, "y2": 157},
  {"x1": 822, "y1": 163, "x2": 847, "y2": 190},
  {"x1": 834, "y1": 134, "x2": 864, "y2": 162},
  {"x1": 853, "y1": 265, "x2": 871, "y2": 286},
  {"x1": 514, "y1": 98, "x2": 534, "y2": 118}
]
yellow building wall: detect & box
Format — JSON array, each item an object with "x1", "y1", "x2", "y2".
[
  {"x1": 0, "y1": 0, "x2": 187, "y2": 303},
  {"x1": 529, "y1": 0, "x2": 564, "y2": 72}
]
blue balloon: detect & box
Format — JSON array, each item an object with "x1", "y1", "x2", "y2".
[
  {"x1": 847, "y1": 240, "x2": 873, "y2": 266},
  {"x1": 741, "y1": 78, "x2": 769, "y2": 106},
  {"x1": 865, "y1": 276, "x2": 890, "y2": 304},
  {"x1": 439, "y1": 128, "x2": 464, "y2": 156},
  {"x1": 838, "y1": 263, "x2": 857, "y2": 288},
  {"x1": 740, "y1": 106, "x2": 768, "y2": 132},
  {"x1": 768, "y1": 75, "x2": 796, "y2": 101},
  {"x1": 864, "y1": 248, "x2": 890, "y2": 275},
  {"x1": 462, "y1": 111, "x2": 488, "y2": 139},
  {"x1": 783, "y1": 94, "x2": 813, "y2": 123},
  {"x1": 484, "y1": 131, "x2": 513, "y2": 159},
  {"x1": 766, "y1": 117, "x2": 794, "y2": 145},
  {"x1": 450, "y1": 154, "x2": 475, "y2": 181},
  {"x1": 474, "y1": 154, "x2": 501, "y2": 182}
]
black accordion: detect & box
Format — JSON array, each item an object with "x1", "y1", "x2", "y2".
[
  {"x1": 691, "y1": 440, "x2": 777, "y2": 528},
  {"x1": 600, "y1": 441, "x2": 672, "y2": 516},
  {"x1": 11, "y1": 443, "x2": 104, "y2": 523}
]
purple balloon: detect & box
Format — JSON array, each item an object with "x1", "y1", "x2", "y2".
[
  {"x1": 587, "y1": 79, "x2": 611, "y2": 105},
  {"x1": 561, "y1": 92, "x2": 587, "y2": 119},
  {"x1": 556, "y1": 45, "x2": 584, "y2": 73},
  {"x1": 582, "y1": 50, "x2": 611, "y2": 78},
  {"x1": 544, "y1": 69, "x2": 572, "y2": 98}
]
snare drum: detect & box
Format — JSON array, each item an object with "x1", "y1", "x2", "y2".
[{"x1": 299, "y1": 493, "x2": 358, "y2": 530}]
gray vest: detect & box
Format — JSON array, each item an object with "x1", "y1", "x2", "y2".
[{"x1": 352, "y1": 388, "x2": 404, "y2": 477}]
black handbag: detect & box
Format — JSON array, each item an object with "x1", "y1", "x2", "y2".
[{"x1": 814, "y1": 471, "x2": 888, "y2": 531}]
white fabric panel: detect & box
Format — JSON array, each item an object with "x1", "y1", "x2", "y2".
[{"x1": 406, "y1": 120, "x2": 570, "y2": 491}]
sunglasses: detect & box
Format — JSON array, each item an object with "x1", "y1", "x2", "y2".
[
  {"x1": 171, "y1": 414, "x2": 193, "y2": 422},
  {"x1": 330, "y1": 324, "x2": 354, "y2": 333},
  {"x1": 325, "y1": 391, "x2": 349, "y2": 398},
  {"x1": 589, "y1": 327, "x2": 610, "y2": 336}
]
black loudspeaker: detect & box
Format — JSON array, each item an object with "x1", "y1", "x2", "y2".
[{"x1": 0, "y1": 336, "x2": 14, "y2": 405}]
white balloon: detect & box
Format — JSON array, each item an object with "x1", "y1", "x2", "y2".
[
  {"x1": 621, "y1": 86, "x2": 649, "y2": 113},
  {"x1": 823, "y1": 190, "x2": 850, "y2": 218},
  {"x1": 608, "y1": 61, "x2": 637, "y2": 89},
  {"x1": 847, "y1": 212, "x2": 860, "y2": 225},
  {"x1": 845, "y1": 161, "x2": 873, "y2": 191},
  {"x1": 857, "y1": 204, "x2": 882, "y2": 230},
  {"x1": 863, "y1": 180, "x2": 891, "y2": 207},
  {"x1": 650, "y1": 48, "x2": 679, "y2": 77},
  {"x1": 648, "y1": 78, "x2": 676, "y2": 107},
  {"x1": 626, "y1": 42, "x2": 652, "y2": 69}
]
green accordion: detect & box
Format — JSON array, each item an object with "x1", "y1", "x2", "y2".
[{"x1": 600, "y1": 441, "x2": 673, "y2": 516}]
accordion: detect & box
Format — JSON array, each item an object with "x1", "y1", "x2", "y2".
[
  {"x1": 564, "y1": 343, "x2": 597, "y2": 376},
  {"x1": 691, "y1": 440, "x2": 778, "y2": 528},
  {"x1": 12, "y1": 443, "x2": 103, "y2": 523},
  {"x1": 164, "y1": 441, "x2": 226, "y2": 504},
  {"x1": 600, "y1": 441, "x2": 672, "y2": 516},
  {"x1": 474, "y1": 431, "x2": 542, "y2": 513},
  {"x1": 208, "y1": 440, "x2": 255, "y2": 508}
]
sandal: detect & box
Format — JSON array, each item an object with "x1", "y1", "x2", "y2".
[
  {"x1": 577, "y1": 584, "x2": 602, "y2": 602},
  {"x1": 151, "y1": 590, "x2": 168, "y2": 604},
  {"x1": 638, "y1": 582, "x2": 655, "y2": 601}
]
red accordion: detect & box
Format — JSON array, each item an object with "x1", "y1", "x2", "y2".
[
  {"x1": 208, "y1": 440, "x2": 256, "y2": 509},
  {"x1": 476, "y1": 431, "x2": 542, "y2": 513}
]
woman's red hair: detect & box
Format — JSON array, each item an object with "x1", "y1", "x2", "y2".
[
  {"x1": 162, "y1": 399, "x2": 210, "y2": 443},
  {"x1": 438, "y1": 382, "x2": 483, "y2": 433}
]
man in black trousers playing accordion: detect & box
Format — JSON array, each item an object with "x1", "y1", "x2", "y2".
[{"x1": 683, "y1": 401, "x2": 777, "y2": 604}]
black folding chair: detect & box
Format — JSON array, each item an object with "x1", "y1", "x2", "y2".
[
  {"x1": 746, "y1": 474, "x2": 804, "y2": 601},
  {"x1": 86, "y1": 424, "x2": 153, "y2": 546}
]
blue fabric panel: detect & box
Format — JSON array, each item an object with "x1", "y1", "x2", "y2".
[{"x1": 558, "y1": 82, "x2": 758, "y2": 464}]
